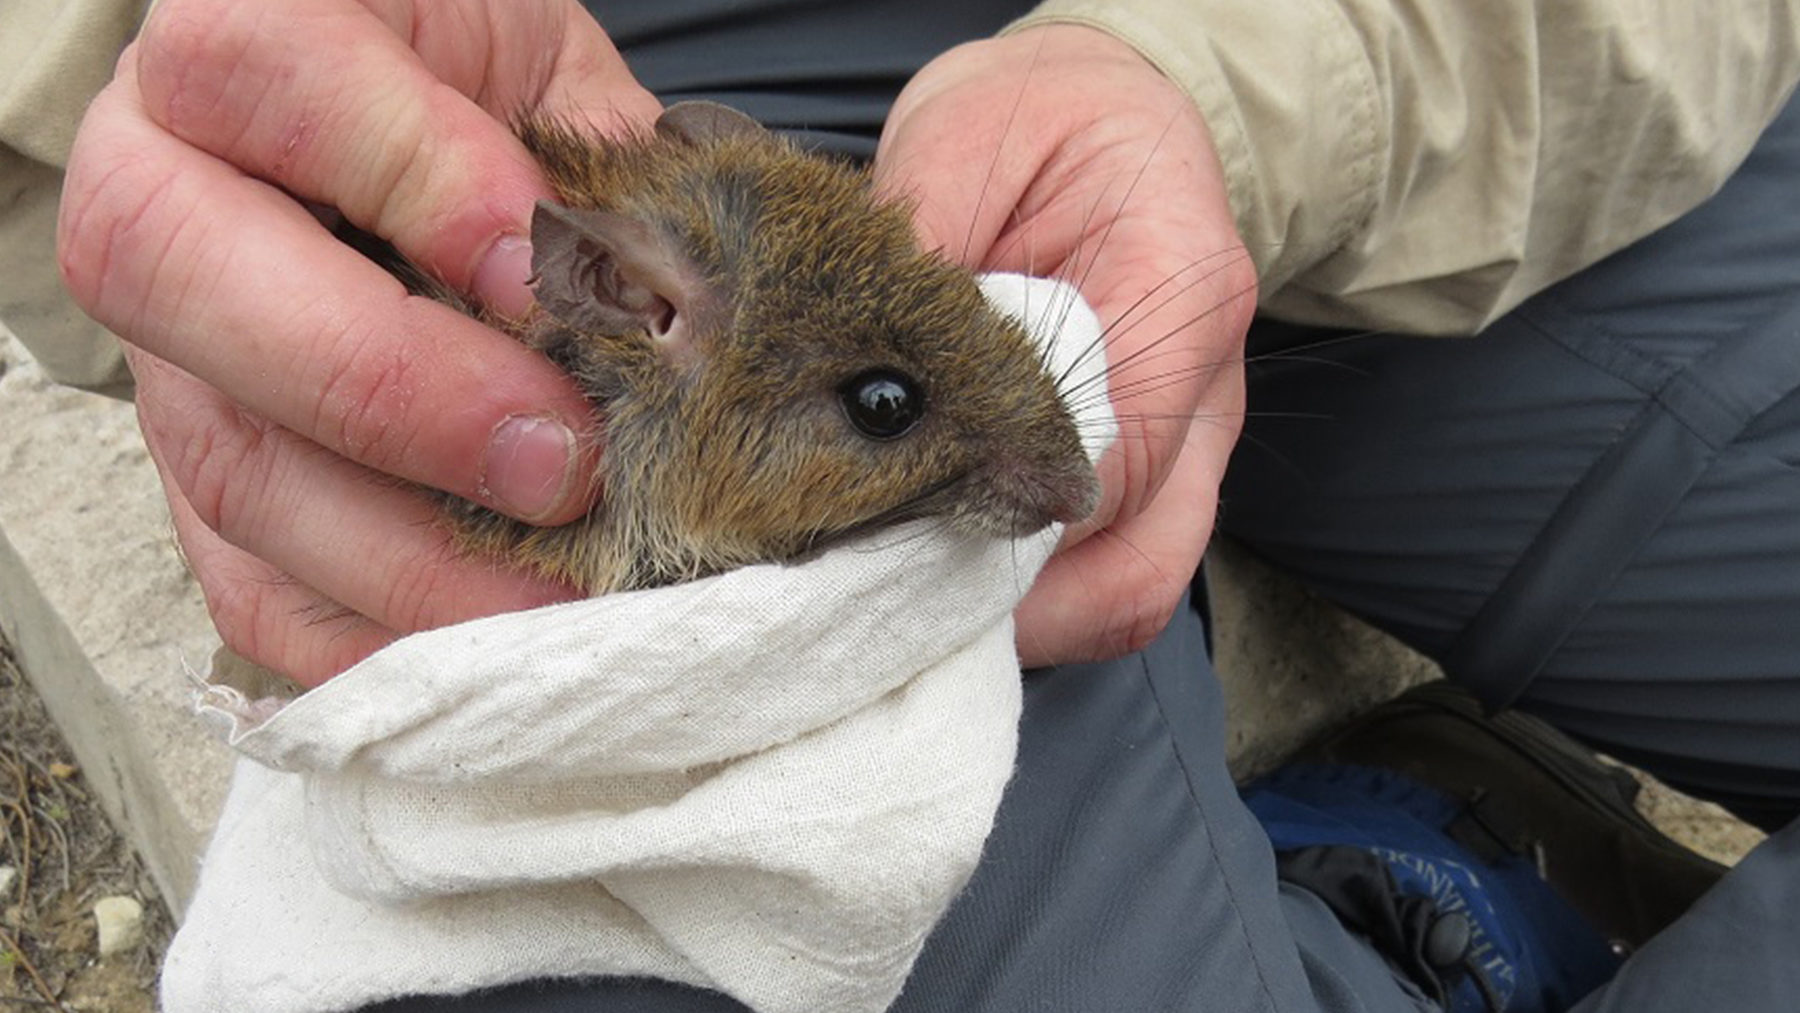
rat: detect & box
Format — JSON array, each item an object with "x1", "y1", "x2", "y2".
[{"x1": 416, "y1": 101, "x2": 1099, "y2": 594}]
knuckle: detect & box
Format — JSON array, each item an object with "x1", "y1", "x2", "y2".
[
  {"x1": 364, "y1": 121, "x2": 443, "y2": 243},
  {"x1": 161, "y1": 399, "x2": 281, "y2": 542},
  {"x1": 360, "y1": 114, "x2": 502, "y2": 286},
  {"x1": 379, "y1": 553, "x2": 458, "y2": 634},
  {"x1": 58, "y1": 128, "x2": 187, "y2": 326},
  {"x1": 1110, "y1": 568, "x2": 1185, "y2": 657},
  {"x1": 310, "y1": 333, "x2": 426, "y2": 473},
  {"x1": 198, "y1": 566, "x2": 278, "y2": 665},
  {"x1": 136, "y1": 0, "x2": 264, "y2": 135}
]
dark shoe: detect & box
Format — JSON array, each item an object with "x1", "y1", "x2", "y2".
[{"x1": 1294, "y1": 680, "x2": 1727, "y2": 948}]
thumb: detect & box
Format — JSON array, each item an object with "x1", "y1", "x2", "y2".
[{"x1": 872, "y1": 41, "x2": 1043, "y2": 267}]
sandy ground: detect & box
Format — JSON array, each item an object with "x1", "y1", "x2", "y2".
[{"x1": 1, "y1": 638, "x2": 171, "y2": 1012}]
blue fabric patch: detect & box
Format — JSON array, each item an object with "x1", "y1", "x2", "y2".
[{"x1": 1244, "y1": 765, "x2": 1621, "y2": 1013}]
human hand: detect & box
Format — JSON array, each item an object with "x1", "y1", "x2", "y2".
[
  {"x1": 876, "y1": 25, "x2": 1255, "y2": 667},
  {"x1": 58, "y1": 0, "x2": 662, "y2": 687}
]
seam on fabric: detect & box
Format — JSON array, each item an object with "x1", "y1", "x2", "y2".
[
  {"x1": 1524, "y1": 290, "x2": 1800, "y2": 453},
  {"x1": 1441, "y1": 407, "x2": 1662, "y2": 711},
  {"x1": 1516, "y1": 298, "x2": 1746, "y2": 451},
  {"x1": 1308, "y1": 0, "x2": 1383, "y2": 255},
  {"x1": 1454, "y1": 289, "x2": 1800, "y2": 711},
  {"x1": 1138, "y1": 650, "x2": 1285, "y2": 1012},
  {"x1": 1516, "y1": 296, "x2": 1677, "y2": 397}
]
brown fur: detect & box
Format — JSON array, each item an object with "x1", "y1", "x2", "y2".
[{"x1": 439, "y1": 106, "x2": 1096, "y2": 594}]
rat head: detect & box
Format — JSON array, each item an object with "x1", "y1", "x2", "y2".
[{"x1": 507, "y1": 103, "x2": 1099, "y2": 592}]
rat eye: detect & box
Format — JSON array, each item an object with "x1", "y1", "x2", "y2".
[{"x1": 839, "y1": 369, "x2": 924, "y2": 441}]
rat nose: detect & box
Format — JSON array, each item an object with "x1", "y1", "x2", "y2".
[{"x1": 990, "y1": 458, "x2": 1101, "y2": 536}]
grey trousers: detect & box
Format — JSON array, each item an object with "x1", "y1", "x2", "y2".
[
  {"x1": 1220, "y1": 89, "x2": 1800, "y2": 835},
  {"x1": 1214, "y1": 84, "x2": 1800, "y2": 1012},
  {"x1": 366, "y1": 4, "x2": 1800, "y2": 1009}
]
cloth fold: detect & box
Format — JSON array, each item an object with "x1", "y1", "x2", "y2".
[{"x1": 160, "y1": 274, "x2": 1114, "y2": 1013}]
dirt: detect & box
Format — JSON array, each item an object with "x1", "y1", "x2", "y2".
[
  {"x1": 0, "y1": 638, "x2": 173, "y2": 1012},
  {"x1": 1626, "y1": 765, "x2": 1767, "y2": 867}
]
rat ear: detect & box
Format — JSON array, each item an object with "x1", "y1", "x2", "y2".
[
  {"x1": 530, "y1": 200, "x2": 706, "y2": 360},
  {"x1": 655, "y1": 101, "x2": 765, "y2": 146}
]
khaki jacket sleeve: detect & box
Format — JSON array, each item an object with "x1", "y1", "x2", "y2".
[
  {"x1": 1011, "y1": 0, "x2": 1800, "y2": 335},
  {"x1": 0, "y1": 0, "x2": 148, "y2": 397}
]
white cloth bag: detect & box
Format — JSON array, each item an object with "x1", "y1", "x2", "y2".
[{"x1": 161, "y1": 275, "x2": 1114, "y2": 1013}]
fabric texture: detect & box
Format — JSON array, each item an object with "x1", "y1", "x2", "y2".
[{"x1": 158, "y1": 275, "x2": 1115, "y2": 1013}]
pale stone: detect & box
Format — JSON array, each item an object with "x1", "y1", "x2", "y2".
[
  {"x1": 94, "y1": 895, "x2": 145, "y2": 957},
  {"x1": 0, "y1": 329, "x2": 230, "y2": 918}
]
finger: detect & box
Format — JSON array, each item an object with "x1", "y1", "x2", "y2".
[
  {"x1": 129, "y1": 346, "x2": 577, "y2": 664},
  {"x1": 1014, "y1": 426, "x2": 1221, "y2": 667},
  {"x1": 149, "y1": 429, "x2": 400, "y2": 688},
  {"x1": 60, "y1": 78, "x2": 599, "y2": 524},
  {"x1": 168, "y1": 492, "x2": 398, "y2": 689},
  {"x1": 385, "y1": 1, "x2": 656, "y2": 126},
  {"x1": 134, "y1": 0, "x2": 659, "y2": 314},
  {"x1": 873, "y1": 26, "x2": 1171, "y2": 262},
  {"x1": 872, "y1": 37, "x2": 1045, "y2": 266}
]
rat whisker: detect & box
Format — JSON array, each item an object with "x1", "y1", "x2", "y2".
[
  {"x1": 293, "y1": 602, "x2": 362, "y2": 640},
  {"x1": 1219, "y1": 427, "x2": 1316, "y2": 488},
  {"x1": 1059, "y1": 327, "x2": 1386, "y2": 412},
  {"x1": 962, "y1": 32, "x2": 1049, "y2": 267},
  {"x1": 1083, "y1": 526, "x2": 1173, "y2": 596},
  {"x1": 1250, "y1": 327, "x2": 1395, "y2": 359},
  {"x1": 1070, "y1": 344, "x2": 1218, "y2": 390},
  {"x1": 1065, "y1": 109, "x2": 1184, "y2": 310},
  {"x1": 801, "y1": 470, "x2": 978, "y2": 557},
  {"x1": 1100, "y1": 409, "x2": 1337, "y2": 425},
  {"x1": 1054, "y1": 249, "x2": 1255, "y2": 396},
  {"x1": 1091, "y1": 258, "x2": 1257, "y2": 366},
  {"x1": 1006, "y1": 103, "x2": 1183, "y2": 346},
  {"x1": 1057, "y1": 276, "x2": 1259, "y2": 407},
  {"x1": 848, "y1": 517, "x2": 967, "y2": 576},
  {"x1": 1057, "y1": 349, "x2": 1247, "y2": 407},
  {"x1": 1083, "y1": 369, "x2": 1240, "y2": 407},
  {"x1": 1092, "y1": 246, "x2": 1256, "y2": 354}
]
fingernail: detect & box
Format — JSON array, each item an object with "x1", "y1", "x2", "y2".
[
  {"x1": 482, "y1": 415, "x2": 576, "y2": 522},
  {"x1": 472, "y1": 234, "x2": 534, "y2": 319}
]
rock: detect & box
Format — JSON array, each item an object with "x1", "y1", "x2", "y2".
[
  {"x1": 0, "y1": 865, "x2": 14, "y2": 898},
  {"x1": 93, "y1": 895, "x2": 144, "y2": 957}
]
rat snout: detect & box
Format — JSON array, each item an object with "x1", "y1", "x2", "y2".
[
  {"x1": 1040, "y1": 467, "x2": 1102, "y2": 528},
  {"x1": 981, "y1": 454, "x2": 1101, "y2": 536}
]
